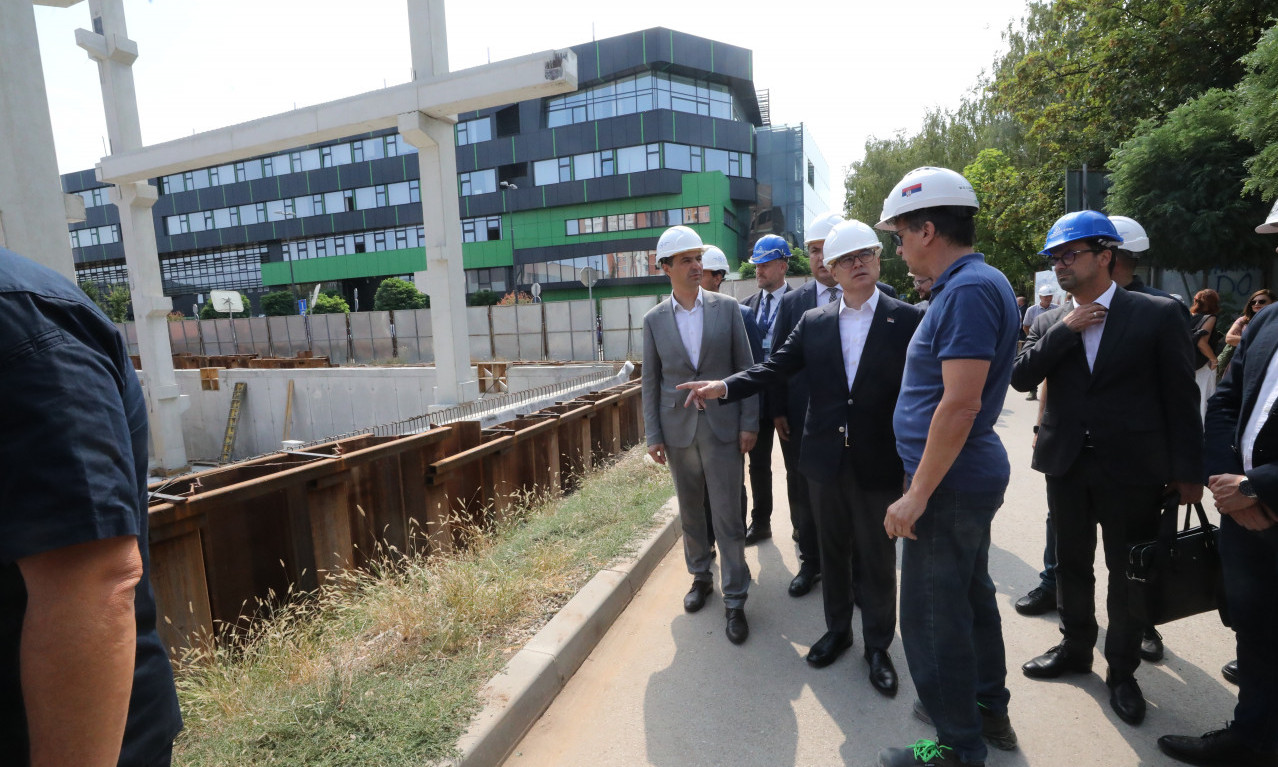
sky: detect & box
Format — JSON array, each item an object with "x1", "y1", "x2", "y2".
[{"x1": 34, "y1": 0, "x2": 1032, "y2": 198}]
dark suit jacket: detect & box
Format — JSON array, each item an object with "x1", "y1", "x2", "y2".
[
  {"x1": 1011, "y1": 286, "x2": 1202, "y2": 485},
  {"x1": 1205, "y1": 305, "x2": 1278, "y2": 505},
  {"x1": 721, "y1": 294, "x2": 923, "y2": 486}
]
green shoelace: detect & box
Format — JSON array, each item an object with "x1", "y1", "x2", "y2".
[{"x1": 909, "y1": 739, "x2": 953, "y2": 762}]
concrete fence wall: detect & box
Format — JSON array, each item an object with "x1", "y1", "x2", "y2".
[{"x1": 162, "y1": 363, "x2": 618, "y2": 462}]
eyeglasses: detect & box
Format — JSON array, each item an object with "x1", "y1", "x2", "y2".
[
  {"x1": 1045, "y1": 249, "x2": 1097, "y2": 267},
  {"x1": 836, "y1": 250, "x2": 880, "y2": 267}
]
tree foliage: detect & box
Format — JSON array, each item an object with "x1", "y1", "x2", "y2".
[
  {"x1": 373, "y1": 277, "x2": 429, "y2": 311},
  {"x1": 1238, "y1": 21, "x2": 1278, "y2": 200},
  {"x1": 467, "y1": 289, "x2": 500, "y2": 306},
  {"x1": 311, "y1": 293, "x2": 351, "y2": 314},
  {"x1": 1107, "y1": 89, "x2": 1271, "y2": 270},
  {"x1": 738, "y1": 246, "x2": 811, "y2": 279},
  {"x1": 260, "y1": 290, "x2": 298, "y2": 316},
  {"x1": 104, "y1": 285, "x2": 132, "y2": 323}
]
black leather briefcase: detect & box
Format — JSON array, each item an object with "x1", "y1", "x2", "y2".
[{"x1": 1126, "y1": 501, "x2": 1222, "y2": 625}]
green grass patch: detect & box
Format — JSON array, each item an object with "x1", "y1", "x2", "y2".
[{"x1": 173, "y1": 447, "x2": 673, "y2": 766}]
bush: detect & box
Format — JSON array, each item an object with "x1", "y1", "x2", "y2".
[
  {"x1": 497, "y1": 290, "x2": 536, "y2": 306},
  {"x1": 310, "y1": 293, "x2": 350, "y2": 315},
  {"x1": 468, "y1": 289, "x2": 500, "y2": 306},
  {"x1": 260, "y1": 291, "x2": 298, "y2": 316},
  {"x1": 737, "y1": 246, "x2": 811, "y2": 280},
  {"x1": 373, "y1": 277, "x2": 428, "y2": 311}
]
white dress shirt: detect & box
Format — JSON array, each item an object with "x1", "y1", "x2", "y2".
[
  {"x1": 1242, "y1": 347, "x2": 1278, "y2": 472},
  {"x1": 839, "y1": 288, "x2": 880, "y2": 389},
  {"x1": 671, "y1": 287, "x2": 705, "y2": 369},
  {"x1": 1083, "y1": 281, "x2": 1118, "y2": 372},
  {"x1": 817, "y1": 284, "x2": 842, "y2": 308}
]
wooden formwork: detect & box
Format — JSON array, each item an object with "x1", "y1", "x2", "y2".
[{"x1": 146, "y1": 380, "x2": 644, "y2": 655}]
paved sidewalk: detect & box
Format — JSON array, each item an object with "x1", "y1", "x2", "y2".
[{"x1": 503, "y1": 389, "x2": 1237, "y2": 767}]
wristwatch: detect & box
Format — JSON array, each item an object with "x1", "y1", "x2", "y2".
[{"x1": 1240, "y1": 477, "x2": 1257, "y2": 498}]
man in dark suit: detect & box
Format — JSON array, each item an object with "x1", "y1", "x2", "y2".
[
  {"x1": 1157, "y1": 199, "x2": 1278, "y2": 767},
  {"x1": 1012, "y1": 211, "x2": 1202, "y2": 726},
  {"x1": 740, "y1": 234, "x2": 794, "y2": 545},
  {"x1": 680, "y1": 219, "x2": 922, "y2": 696}
]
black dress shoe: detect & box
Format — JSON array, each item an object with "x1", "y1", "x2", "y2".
[
  {"x1": 913, "y1": 699, "x2": 1018, "y2": 751},
  {"x1": 1022, "y1": 644, "x2": 1092, "y2": 679},
  {"x1": 744, "y1": 523, "x2": 772, "y2": 545},
  {"x1": 788, "y1": 569, "x2": 821, "y2": 597},
  {"x1": 1159, "y1": 727, "x2": 1278, "y2": 766},
  {"x1": 1223, "y1": 659, "x2": 1240, "y2": 686},
  {"x1": 683, "y1": 580, "x2": 713, "y2": 613},
  {"x1": 806, "y1": 630, "x2": 852, "y2": 668},
  {"x1": 1141, "y1": 627, "x2": 1164, "y2": 662},
  {"x1": 1108, "y1": 676, "x2": 1146, "y2": 726},
  {"x1": 866, "y1": 648, "x2": 899, "y2": 697},
  {"x1": 1014, "y1": 586, "x2": 1056, "y2": 616},
  {"x1": 725, "y1": 607, "x2": 749, "y2": 644}
]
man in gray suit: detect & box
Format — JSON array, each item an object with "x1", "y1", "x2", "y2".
[{"x1": 643, "y1": 225, "x2": 759, "y2": 644}]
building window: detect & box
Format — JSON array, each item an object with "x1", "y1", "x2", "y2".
[
  {"x1": 459, "y1": 169, "x2": 496, "y2": 196},
  {"x1": 545, "y1": 72, "x2": 743, "y2": 128},
  {"x1": 807, "y1": 160, "x2": 816, "y2": 188},
  {"x1": 456, "y1": 117, "x2": 493, "y2": 146}
]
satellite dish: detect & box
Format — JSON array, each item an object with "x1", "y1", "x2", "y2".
[
  {"x1": 530, "y1": 283, "x2": 542, "y2": 298},
  {"x1": 579, "y1": 267, "x2": 599, "y2": 288},
  {"x1": 210, "y1": 289, "x2": 243, "y2": 314}
]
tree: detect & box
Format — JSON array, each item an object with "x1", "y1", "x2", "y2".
[
  {"x1": 1106, "y1": 89, "x2": 1271, "y2": 272},
  {"x1": 496, "y1": 290, "x2": 535, "y2": 306},
  {"x1": 310, "y1": 293, "x2": 350, "y2": 314},
  {"x1": 199, "y1": 301, "x2": 243, "y2": 320},
  {"x1": 1237, "y1": 21, "x2": 1278, "y2": 200},
  {"x1": 373, "y1": 277, "x2": 428, "y2": 311},
  {"x1": 738, "y1": 245, "x2": 811, "y2": 279},
  {"x1": 467, "y1": 289, "x2": 500, "y2": 306},
  {"x1": 963, "y1": 149, "x2": 1056, "y2": 287},
  {"x1": 260, "y1": 290, "x2": 298, "y2": 316},
  {"x1": 104, "y1": 285, "x2": 132, "y2": 323}
]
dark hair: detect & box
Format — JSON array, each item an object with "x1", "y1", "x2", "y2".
[
  {"x1": 1081, "y1": 237, "x2": 1118, "y2": 275},
  {"x1": 1244, "y1": 289, "x2": 1276, "y2": 320},
  {"x1": 1192, "y1": 289, "x2": 1220, "y2": 316},
  {"x1": 896, "y1": 205, "x2": 976, "y2": 248}
]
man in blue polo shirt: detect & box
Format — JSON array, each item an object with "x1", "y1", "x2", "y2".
[
  {"x1": 872, "y1": 168, "x2": 1021, "y2": 767},
  {"x1": 0, "y1": 247, "x2": 182, "y2": 766}
]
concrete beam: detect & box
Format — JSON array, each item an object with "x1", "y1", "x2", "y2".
[{"x1": 96, "y1": 49, "x2": 577, "y2": 185}]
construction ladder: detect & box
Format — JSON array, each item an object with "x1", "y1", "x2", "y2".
[{"x1": 219, "y1": 382, "x2": 247, "y2": 464}]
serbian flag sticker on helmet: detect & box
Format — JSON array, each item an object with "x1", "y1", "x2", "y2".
[{"x1": 902, "y1": 183, "x2": 924, "y2": 197}]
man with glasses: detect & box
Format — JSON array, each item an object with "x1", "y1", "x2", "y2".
[
  {"x1": 1012, "y1": 210, "x2": 1201, "y2": 728},
  {"x1": 874, "y1": 167, "x2": 1021, "y2": 767},
  {"x1": 678, "y1": 219, "x2": 923, "y2": 695}
]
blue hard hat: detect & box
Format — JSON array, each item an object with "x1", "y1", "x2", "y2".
[
  {"x1": 750, "y1": 234, "x2": 792, "y2": 264},
  {"x1": 1040, "y1": 210, "x2": 1123, "y2": 255}
]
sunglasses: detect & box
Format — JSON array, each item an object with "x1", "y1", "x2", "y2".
[
  {"x1": 890, "y1": 231, "x2": 904, "y2": 248},
  {"x1": 1251, "y1": 298, "x2": 1271, "y2": 306}
]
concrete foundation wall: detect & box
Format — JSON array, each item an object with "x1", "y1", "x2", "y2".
[{"x1": 166, "y1": 363, "x2": 615, "y2": 462}]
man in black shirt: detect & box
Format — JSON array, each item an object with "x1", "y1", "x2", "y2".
[{"x1": 0, "y1": 247, "x2": 182, "y2": 766}]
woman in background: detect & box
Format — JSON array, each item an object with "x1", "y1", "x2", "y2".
[
  {"x1": 1219, "y1": 289, "x2": 1275, "y2": 381},
  {"x1": 1190, "y1": 289, "x2": 1220, "y2": 420}
]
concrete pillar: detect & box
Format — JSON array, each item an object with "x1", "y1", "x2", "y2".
[
  {"x1": 403, "y1": 0, "x2": 477, "y2": 405},
  {"x1": 399, "y1": 111, "x2": 478, "y2": 405},
  {"x1": 0, "y1": 2, "x2": 77, "y2": 278},
  {"x1": 79, "y1": 0, "x2": 188, "y2": 471}
]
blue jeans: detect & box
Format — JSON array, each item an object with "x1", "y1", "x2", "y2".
[
  {"x1": 900, "y1": 484, "x2": 1009, "y2": 765},
  {"x1": 1220, "y1": 515, "x2": 1278, "y2": 750}
]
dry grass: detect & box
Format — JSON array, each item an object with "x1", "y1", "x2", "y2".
[{"x1": 173, "y1": 447, "x2": 673, "y2": 766}]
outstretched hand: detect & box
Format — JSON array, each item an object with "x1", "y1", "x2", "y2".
[{"x1": 676, "y1": 380, "x2": 727, "y2": 409}]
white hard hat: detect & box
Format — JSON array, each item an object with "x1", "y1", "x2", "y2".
[
  {"x1": 656, "y1": 225, "x2": 709, "y2": 262},
  {"x1": 823, "y1": 219, "x2": 883, "y2": 267},
  {"x1": 702, "y1": 245, "x2": 730, "y2": 272},
  {"x1": 1037, "y1": 285, "x2": 1055, "y2": 296},
  {"x1": 1108, "y1": 215, "x2": 1149, "y2": 252},
  {"x1": 804, "y1": 211, "x2": 845, "y2": 245},
  {"x1": 875, "y1": 166, "x2": 979, "y2": 230},
  {"x1": 1258, "y1": 199, "x2": 1278, "y2": 235}
]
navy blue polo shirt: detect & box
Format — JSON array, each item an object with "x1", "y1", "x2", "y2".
[
  {"x1": 894, "y1": 253, "x2": 1019, "y2": 492},
  {"x1": 0, "y1": 248, "x2": 181, "y2": 765}
]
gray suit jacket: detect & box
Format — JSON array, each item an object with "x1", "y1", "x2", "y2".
[{"x1": 643, "y1": 291, "x2": 759, "y2": 448}]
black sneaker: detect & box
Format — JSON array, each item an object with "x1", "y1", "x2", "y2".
[
  {"x1": 912, "y1": 699, "x2": 1018, "y2": 751},
  {"x1": 879, "y1": 740, "x2": 982, "y2": 767}
]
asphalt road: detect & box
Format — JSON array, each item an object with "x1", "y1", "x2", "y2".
[{"x1": 503, "y1": 386, "x2": 1236, "y2": 767}]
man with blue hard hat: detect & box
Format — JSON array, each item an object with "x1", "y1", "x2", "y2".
[
  {"x1": 739, "y1": 234, "x2": 794, "y2": 545},
  {"x1": 1012, "y1": 210, "x2": 1202, "y2": 729}
]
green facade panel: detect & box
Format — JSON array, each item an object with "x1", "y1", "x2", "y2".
[{"x1": 261, "y1": 247, "x2": 427, "y2": 285}]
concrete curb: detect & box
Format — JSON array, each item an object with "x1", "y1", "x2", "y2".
[{"x1": 446, "y1": 497, "x2": 682, "y2": 767}]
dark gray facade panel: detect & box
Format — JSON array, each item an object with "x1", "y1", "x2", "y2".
[
  {"x1": 369, "y1": 157, "x2": 408, "y2": 185},
  {"x1": 514, "y1": 235, "x2": 659, "y2": 265},
  {"x1": 306, "y1": 167, "x2": 341, "y2": 193}
]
